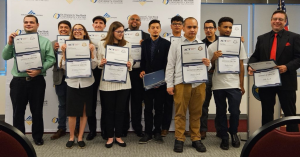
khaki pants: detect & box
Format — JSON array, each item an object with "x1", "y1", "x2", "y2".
[{"x1": 173, "y1": 83, "x2": 206, "y2": 141}]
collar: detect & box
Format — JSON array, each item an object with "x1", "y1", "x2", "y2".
[
  {"x1": 181, "y1": 35, "x2": 201, "y2": 43},
  {"x1": 202, "y1": 34, "x2": 218, "y2": 43},
  {"x1": 271, "y1": 29, "x2": 285, "y2": 38}
]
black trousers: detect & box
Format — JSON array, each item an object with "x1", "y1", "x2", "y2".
[
  {"x1": 101, "y1": 89, "x2": 130, "y2": 138},
  {"x1": 124, "y1": 68, "x2": 144, "y2": 134},
  {"x1": 144, "y1": 86, "x2": 165, "y2": 136},
  {"x1": 162, "y1": 91, "x2": 173, "y2": 130},
  {"x1": 259, "y1": 87, "x2": 299, "y2": 132},
  {"x1": 10, "y1": 76, "x2": 46, "y2": 140},
  {"x1": 87, "y1": 67, "x2": 102, "y2": 133}
]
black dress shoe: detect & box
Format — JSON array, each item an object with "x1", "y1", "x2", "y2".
[
  {"x1": 192, "y1": 140, "x2": 206, "y2": 152},
  {"x1": 86, "y1": 132, "x2": 96, "y2": 141},
  {"x1": 115, "y1": 139, "x2": 126, "y2": 147},
  {"x1": 220, "y1": 139, "x2": 229, "y2": 150},
  {"x1": 154, "y1": 133, "x2": 164, "y2": 144},
  {"x1": 173, "y1": 139, "x2": 184, "y2": 153},
  {"x1": 105, "y1": 141, "x2": 113, "y2": 148},
  {"x1": 34, "y1": 139, "x2": 44, "y2": 146},
  {"x1": 231, "y1": 133, "x2": 240, "y2": 148}
]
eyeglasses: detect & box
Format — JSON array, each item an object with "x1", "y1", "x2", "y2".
[
  {"x1": 272, "y1": 18, "x2": 285, "y2": 22},
  {"x1": 114, "y1": 31, "x2": 124, "y2": 34},
  {"x1": 73, "y1": 28, "x2": 83, "y2": 32},
  {"x1": 204, "y1": 27, "x2": 215, "y2": 30},
  {"x1": 172, "y1": 23, "x2": 182, "y2": 26},
  {"x1": 130, "y1": 18, "x2": 140, "y2": 22}
]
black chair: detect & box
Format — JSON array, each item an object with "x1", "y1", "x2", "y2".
[
  {"x1": 0, "y1": 121, "x2": 37, "y2": 157},
  {"x1": 241, "y1": 116, "x2": 300, "y2": 157}
]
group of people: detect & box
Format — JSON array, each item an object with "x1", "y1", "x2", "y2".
[{"x1": 2, "y1": 9, "x2": 300, "y2": 153}]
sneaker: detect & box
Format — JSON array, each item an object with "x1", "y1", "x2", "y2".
[
  {"x1": 220, "y1": 139, "x2": 229, "y2": 150},
  {"x1": 161, "y1": 130, "x2": 169, "y2": 137},
  {"x1": 66, "y1": 140, "x2": 74, "y2": 149},
  {"x1": 51, "y1": 129, "x2": 66, "y2": 140},
  {"x1": 192, "y1": 140, "x2": 206, "y2": 152},
  {"x1": 78, "y1": 141, "x2": 86, "y2": 149},
  {"x1": 154, "y1": 133, "x2": 164, "y2": 144},
  {"x1": 173, "y1": 139, "x2": 184, "y2": 153},
  {"x1": 139, "y1": 134, "x2": 152, "y2": 144}
]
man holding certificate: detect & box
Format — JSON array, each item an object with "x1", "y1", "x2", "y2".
[
  {"x1": 166, "y1": 17, "x2": 210, "y2": 153},
  {"x1": 2, "y1": 15, "x2": 56, "y2": 145},
  {"x1": 248, "y1": 10, "x2": 300, "y2": 132},
  {"x1": 139, "y1": 20, "x2": 171, "y2": 144},
  {"x1": 208, "y1": 17, "x2": 247, "y2": 150}
]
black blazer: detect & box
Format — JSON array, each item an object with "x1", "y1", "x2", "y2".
[
  {"x1": 248, "y1": 30, "x2": 300, "y2": 90},
  {"x1": 124, "y1": 28, "x2": 150, "y2": 40},
  {"x1": 140, "y1": 37, "x2": 171, "y2": 74}
]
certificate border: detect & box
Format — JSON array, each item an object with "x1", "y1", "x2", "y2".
[
  {"x1": 87, "y1": 31, "x2": 108, "y2": 45},
  {"x1": 57, "y1": 35, "x2": 69, "y2": 52},
  {"x1": 15, "y1": 51, "x2": 43, "y2": 72},
  {"x1": 180, "y1": 43, "x2": 208, "y2": 84},
  {"x1": 253, "y1": 68, "x2": 282, "y2": 88},
  {"x1": 230, "y1": 24, "x2": 242, "y2": 37},
  {"x1": 13, "y1": 32, "x2": 41, "y2": 54},
  {"x1": 124, "y1": 30, "x2": 142, "y2": 45},
  {"x1": 217, "y1": 55, "x2": 240, "y2": 74},
  {"x1": 102, "y1": 62, "x2": 128, "y2": 84},
  {"x1": 65, "y1": 39, "x2": 91, "y2": 60},
  {"x1": 217, "y1": 36, "x2": 241, "y2": 56},
  {"x1": 65, "y1": 58, "x2": 92, "y2": 78},
  {"x1": 249, "y1": 60, "x2": 277, "y2": 71},
  {"x1": 105, "y1": 45, "x2": 129, "y2": 64},
  {"x1": 143, "y1": 69, "x2": 166, "y2": 89}
]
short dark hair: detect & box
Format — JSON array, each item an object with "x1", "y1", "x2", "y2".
[
  {"x1": 171, "y1": 15, "x2": 184, "y2": 24},
  {"x1": 58, "y1": 20, "x2": 71, "y2": 29},
  {"x1": 183, "y1": 17, "x2": 198, "y2": 26},
  {"x1": 204, "y1": 19, "x2": 216, "y2": 28},
  {"x1": 148, "y1": 20, "x2": 161, "y2": 28},
  {"x1": 23, "y1": 15, "x2": 38, "y2": 23},
  {"x1": 92, "y1": 16, "x2": 106, "y2": 25},
  {"x1": 271, "y1": 10, "x2": 287, "y2": 20},
  {"x1": 218, "y1": 17, "x2": 233, "y2": 27}
]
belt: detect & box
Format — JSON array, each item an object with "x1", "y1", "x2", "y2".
[{"x1": 14, "y1": 75, "x2": 43, "y2": 81}]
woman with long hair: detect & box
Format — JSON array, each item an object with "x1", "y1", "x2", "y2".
[
  {"x1": 61, "y1": 24, "x2": 98, "y2": 148},
  {"x1": 98, "y1": 21, "x2": 133, "y2": 148}
]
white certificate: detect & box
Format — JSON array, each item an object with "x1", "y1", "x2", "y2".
[
  {"x1": 65, "y1": 40, "x2": 90, "y2": 59},
  {"x1": 105, "y1": 45, "x2": 129, "y2": 64},
  {"x1": 218, "y1": 56, "x2": 240, "y2": 73},
  {"x1": 230, "y1": 24, "x2": 242, "y2": 37},
  {"x1": 103, "y1": 64, "x2": 127, "y2": 83},
  {"x1": 88, "y1": 31, "x2": 107, "y2": 46},
  {"x1": 66, "y1": 59, "x2": 91, "y2": 78},
  {"x1": 249, "y1": 61, "x2": 277, "y2": 71},
  {"x1": 181, "y1": 43, "x2": 206, "y2": 64},
  {"x1": 170, "y1": 36, "x2": 181, "y2": 43},
  {"x1": 254, "y1": 69, "x2": 281, "y2": 87},
  {"x1": 15, "y1": 52, "x2": 43, "y2": 72},
  {"x1": 14, "y1": 33, "x2": 40, "y2": 53},
  {"x1": 57, "y1": 35, "x2": 69, "y2": 52},
  {"x1": 131, "y1": 46, "x2": 141, "y2": 61},
  {"x1": 218, "y1": 37, "x2": 241, "y2": 55},
  {"x1": 182, "y1": 64, "x2": 208, "y2": 83},
  {"x1": 124, "y1": 30, "x2": 142, "y2": 45},
  {"x1": 57, "y1": 52, "x2": 63, "y2": 68}
]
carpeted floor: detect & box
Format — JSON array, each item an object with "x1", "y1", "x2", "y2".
[{"x1": 26, "y1": 132, "x2": 246, "y2": 157}]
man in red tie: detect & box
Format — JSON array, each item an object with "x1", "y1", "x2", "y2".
[{"x1": 248, "y1": 10, "x2": 300, "y2": 132}]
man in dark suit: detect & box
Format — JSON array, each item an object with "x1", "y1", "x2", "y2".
[
  {"x1": 248, "y1": 10, "x2": 300, "y2": 132},
  {"x1": 123, "y1": 14, "x2": 150, "y2": 137},
  {"x1": 139, "y1": 20, "x2": 171, "y2": 144}
]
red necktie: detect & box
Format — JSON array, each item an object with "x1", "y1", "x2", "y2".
[{"x1": 270, "y1": 33, "x2": 277, "y2": 60}]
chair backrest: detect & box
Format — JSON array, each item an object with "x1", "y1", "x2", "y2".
[
  {"x1": 0, "y1": 121, "x2": 37, "y2": 157},
  {"x1": 241, "y1": 116, "x2": 300, "y2": 157}
]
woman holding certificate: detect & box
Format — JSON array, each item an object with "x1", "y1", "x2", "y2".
[
  {"x1": 98, "y1": 21, "x2": 133, "y2": 148},
  {"x1": 60, "y1": 24, "x2": 97, "y2": 149}
]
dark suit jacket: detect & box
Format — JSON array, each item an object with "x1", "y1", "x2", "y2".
[
  {"x1": 140, "y1": 37, "x2": 171, "y2": 74},
  {"x1": 248, "y1": 29, "x2": 300, "y2": 90},
  {"x1": 124, "y1": 28, "x2": 150, "y2": 40}
]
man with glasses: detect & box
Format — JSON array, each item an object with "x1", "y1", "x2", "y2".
[
  {"x1": 123, "y1": 14, "x2": 150, "y2": 137},
  {"x1": 164, "y1": 15, "x2": 183, "y2": 41},
  {"x1": 2, "y1": 15, "x2": 56, "y2": 145},
  {"x1": 248, "y1": 10, "x2": 300, "y2": 132}
]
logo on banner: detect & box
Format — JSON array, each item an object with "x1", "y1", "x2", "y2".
[
  {"x1": 52, "y1": 117, "x2": 58, "y2": 123},
  {"x1": 15, "y1": 29, "x2": 23, "y2": 35},
  {"x1": 91, "y1": 0, "x2": 97, "y2": 3},
  {"x1": 38, "y1": 30, "x2": 49, "y2": 36},
  {"x1": 53, "y1": 13, "x2": 60, "y2": 19},
  {"x1": 53, "y1": 13, "x2": 86, "y2": 20},
  {"x1": 92, "y1": 0, "x2": 123, "y2": 4},
  {"x1": 162, "y1": 0, "x2": 169, "y2": 5},
  {"x1": 139, "y1": 0, "x2": 146, "y2": 6},
  {"x1": 132, "y1": 0, "x2": 152, "y2": 6},
  {"x1": 163, "y1": 32, "x2": 171, "y2": 37},
  {"x1": 25, "y1": 116, "x2": 32, "y2": 125},
  {"x1": 66, "y1": 0, "x2": 73, "y2": 4},
  {"x1": 28, "y1": 10, "x2": 36, "y2": 15},
  {"x1": 127, "y1": 15, "x2": 131, "y2": 21},
  {"x1": 21, "y1": 10, "x2": 43, "y2": 17},
  {"x1": 103, "y1": 13, "x2": 117, "y2": 22},
  {"x1": 139, "y1": 16, "x2": 158, "y2": 21}
]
